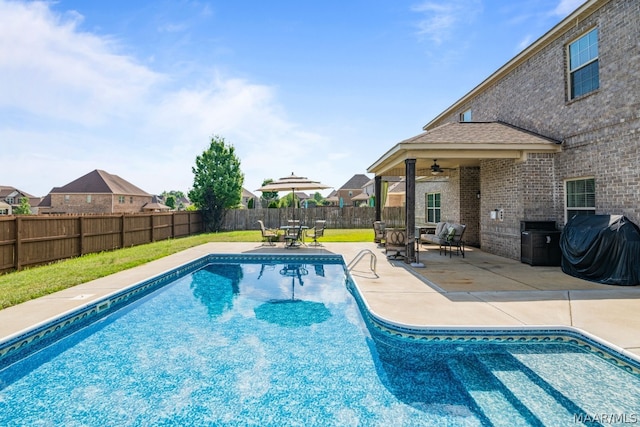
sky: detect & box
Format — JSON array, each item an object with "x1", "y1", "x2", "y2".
[{"x1": 1, "y1": 0, "x2": 586, "y2": 198}]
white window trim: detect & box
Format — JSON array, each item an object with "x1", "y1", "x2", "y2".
[
  {"x1": 567, "y1": 27, "x2": 598, "y2": 100},
  {"x1": 564, "y1": 177, "x2": 595, "y2": 223}
]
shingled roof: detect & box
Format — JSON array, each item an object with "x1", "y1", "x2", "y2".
[
  {"x1": 400, "y1": 121, "x2": 559, "y2": 145},
  {"x1": 368, "y1": 121, "x2": 562, "y2": 177},
  {"x1": 338, "y1": 174, "x2": 370, "y2": 190},
  {"x1": 50, "y1": 170, "x2": 150, "y2": 196}
]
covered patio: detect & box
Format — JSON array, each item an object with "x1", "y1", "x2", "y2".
[{"x1": 367, "y1": 121, "x2": 562, "y2": 262}]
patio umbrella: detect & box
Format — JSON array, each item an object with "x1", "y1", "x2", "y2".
[{"x1": 256, "y1": 172, "x2": 331, "y2": 221}]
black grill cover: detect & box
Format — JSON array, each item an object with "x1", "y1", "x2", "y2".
[{"x1": 560, "y1": 215, "x2": 640, "y2": 286}]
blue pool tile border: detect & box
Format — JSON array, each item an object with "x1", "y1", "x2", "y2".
[
  {"x1": 2, "y1": 252, "x2": 640, "y2": 380},
  {"x1": 345, "y1": 279, "x2": 640, "y2": 378}
]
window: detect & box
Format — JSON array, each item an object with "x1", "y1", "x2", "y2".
[
  {"x1": 568, "y1": 28, "x2": 599, "y2": 99},
  {"x1": 130, "y1": 196, "x2": 134, "y2": 204},
  {"x1": 460, "y1": 109, "x2": 472, "y2": 122},
  {"x1": 566, "y1": 178, "x2": 595, "y2": 221},
  {"x1": 118, "y1": 196, "x2": 125, "y2": 204},
  {"x1": 64, "y1": 195, "x2": 70, "y2": 203},
  {"x1": 86, "y1": 195, "x2": 92, "y2": 203},
  {"x1": 6, "y1": 197, "x2": 14, "y2": 204},
  {"x1": 425, "y1": 192, "x2": 441, "y2": 223}
]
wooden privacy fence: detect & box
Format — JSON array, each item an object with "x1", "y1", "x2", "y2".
[
  {"x1": 221, "y1": 206, "x2": 406, "y2": 230},
  {"x1": 0, "y1": 212, "x2": 203, "y2": 273},
  {"x1": 0, "y1": 207, "x2": 405, "y2": 274}
]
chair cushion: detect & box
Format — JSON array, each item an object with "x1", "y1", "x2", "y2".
[
  {"x1": 446, "y1": 226, "x2": 456, "y2": 241},
  {"x1": 452, "y1": 224, "x2": 465, "y2": 241},
  {"x1": 436, "y1": 222, "x2": 449, "y2": 239}
]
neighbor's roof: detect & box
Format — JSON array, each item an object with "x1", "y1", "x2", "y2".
[
  {"x1": 50, "y1": 170, "x2": 150, "y2": 196},
  {"x1": 242, "y1": 188, "x2": 256, "y2": 198},
  {"x1": 143, "y1": 195, "x2": 170, "y2": 211},
  {"x1": 0, "y1": 186, "x2": 36, "y2": 199},
  {"x1": 338, "y1": 174, "x2": 370, "y2": 190}
]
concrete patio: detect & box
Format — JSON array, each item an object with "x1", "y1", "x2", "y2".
[{"x1": 1, "y1": 241, "x2": 639, "y2": 359}]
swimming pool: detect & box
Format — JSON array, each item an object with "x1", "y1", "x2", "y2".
[{"x1": 1, "y1": 254, "x2": 640, "y2": 426}]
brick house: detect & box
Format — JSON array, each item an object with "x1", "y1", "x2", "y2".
[
  {"x1": 327, "y1": 174, "x2": 371, "y2": 207},
  {"x1": 0, "y1": 186, "x2": 40, "y2": 215},
  {"x1": 39, "y1": 169, "x2": 154, "y2": 214},
  {"x1": 368, "y1": 0, "x2": 639, "y2": 261}
]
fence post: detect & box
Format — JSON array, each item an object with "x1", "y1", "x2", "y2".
[
  {"x1": 79, "y1": 216, "x2": 84, "y2": 255},
  {"x1": 150, "y1": 214, "x2": 155, "y2": 242},
  {"x1": 121, "y1": 214, "x2": 126, "y2": 248},
  {"x1": 15, "y1": 216, "x2": 22, "y2": 271}
]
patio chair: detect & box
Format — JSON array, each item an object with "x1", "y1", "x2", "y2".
[
  {"x1": 305, "y1": 220, "x2": 326, "y2": 246},
  {"x1": 385, "y1": 228, "x2": 407, "y2": 260},
  {"x1": 439, "y1": 224, "x2": 466, "y2": 258},
  {"x1": 283, "y1": 220, "x2": 304, "y2": 248},
  {"x1": 257, "y1": 220, "x2": 279, "y2": 246},
  {"x1": 373, "y1": 221, "x2": 386, "y2": 246}
]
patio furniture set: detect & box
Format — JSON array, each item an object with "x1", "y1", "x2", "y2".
[
  {"x1": 258, "y1": 220, "x2": 326, "y2": 248},
  {"x1": 373, "y1": 220, "x2": 466, "y2": 260}
]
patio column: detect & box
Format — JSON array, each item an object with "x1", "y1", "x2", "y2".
[
  {"x1": 405, "y1": 158, "x2": 416, "y2": 263},
  {"x1": 374, "y1": 175, "x2": 382, "y2": 222}
]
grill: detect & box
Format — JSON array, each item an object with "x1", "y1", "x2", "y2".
[{"x1": 520, "y1": 221, "x2": 562, "y2": 266}]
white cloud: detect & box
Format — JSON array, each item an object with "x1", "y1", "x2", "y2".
[
  {"x1": 0, "y1": 1, "x2": 162, "y2": 126},
  {"x1": 0, "y1": 0, "x2": 334, "y2": 196},
  {"x1": 552, "y1": 0, "x2": 586, "y2": 17},
  {"x1": 411, "y1": 0, "x2": 482, "y2": 45}
]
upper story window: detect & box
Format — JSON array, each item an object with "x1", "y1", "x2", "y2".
[
  {"x1": 118, "y1": 196, "x2": 125, "y2": 204},
  {"x1": 86, "y1": 195, "x2": 92, "y2": 203},
  {"x1": 459, "y1": 109, "x2": 472, "y2": 122},
  {"x1": 565, "y1": 177, "x2": 595, "y2": 222},
  {"x1": 568, "y1": 28, "x2": 599, "y2": 99}
]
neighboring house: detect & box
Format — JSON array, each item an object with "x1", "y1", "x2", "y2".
[
  {"x1": 0, "y1": 201, "x2": 11, "y2": 215},
  {"x1": 0, "y1": 186, "x2": 39, "y2": 215},
  {"x1": 385, "y1": 179, "x2": 405, "y2": 208},
  {"x1": 39, "y1": 169, "x2": 154, "y2": 214},
  {"x1": 142, "y1": 195, "x2": 170, "y2": 212},
  {"x1": 368, "y1": 0, "x2": 638, "y2": 260},
  {"x1": 328, "y1": 174, "x2": 371, "y2": 207},
  {"x1": 241, "y1": 188, "x2": 259, "y2": 209}
]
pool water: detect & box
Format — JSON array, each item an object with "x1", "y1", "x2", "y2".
[{"x1": 1, "y1": 256, "x2": 640, "y2": 426}]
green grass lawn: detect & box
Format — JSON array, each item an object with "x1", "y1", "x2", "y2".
[{"x1": 0, "y1": 229, "x2": 372, "y2": 310}]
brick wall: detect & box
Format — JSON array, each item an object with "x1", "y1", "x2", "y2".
[
  {"x1": 49, "y1": 193, "x2": 152, "y2": 214},
  {"x1": 432, "y1": 0, "x2": 640, "y2": 259},
  {"x1": 415, "y1": 166, "x2": 481, "y2": 247}
]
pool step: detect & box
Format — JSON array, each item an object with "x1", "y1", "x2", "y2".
[
  {"x1": 447, "y1": 357, "x2": 533, "y2": 427},
  {"x1": 476, "y1": 353, "x2": 588, "y2": 427}
]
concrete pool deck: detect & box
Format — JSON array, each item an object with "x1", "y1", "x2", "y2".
[{"x1": 1, "y1": 241, "x2": 640, "y2": 359}]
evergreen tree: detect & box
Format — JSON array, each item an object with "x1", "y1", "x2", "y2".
[{"x1": 188, "y1": 135, "x2": 244, "y2": 231}]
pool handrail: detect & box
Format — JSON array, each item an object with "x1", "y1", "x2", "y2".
[{"x1": 347, "y1": 249, "x2": 377, "y2": 277}]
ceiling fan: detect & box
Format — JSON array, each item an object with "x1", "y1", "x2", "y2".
[{"x1": 431, "y1": 159, "x2": 444, "y2": 175}]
